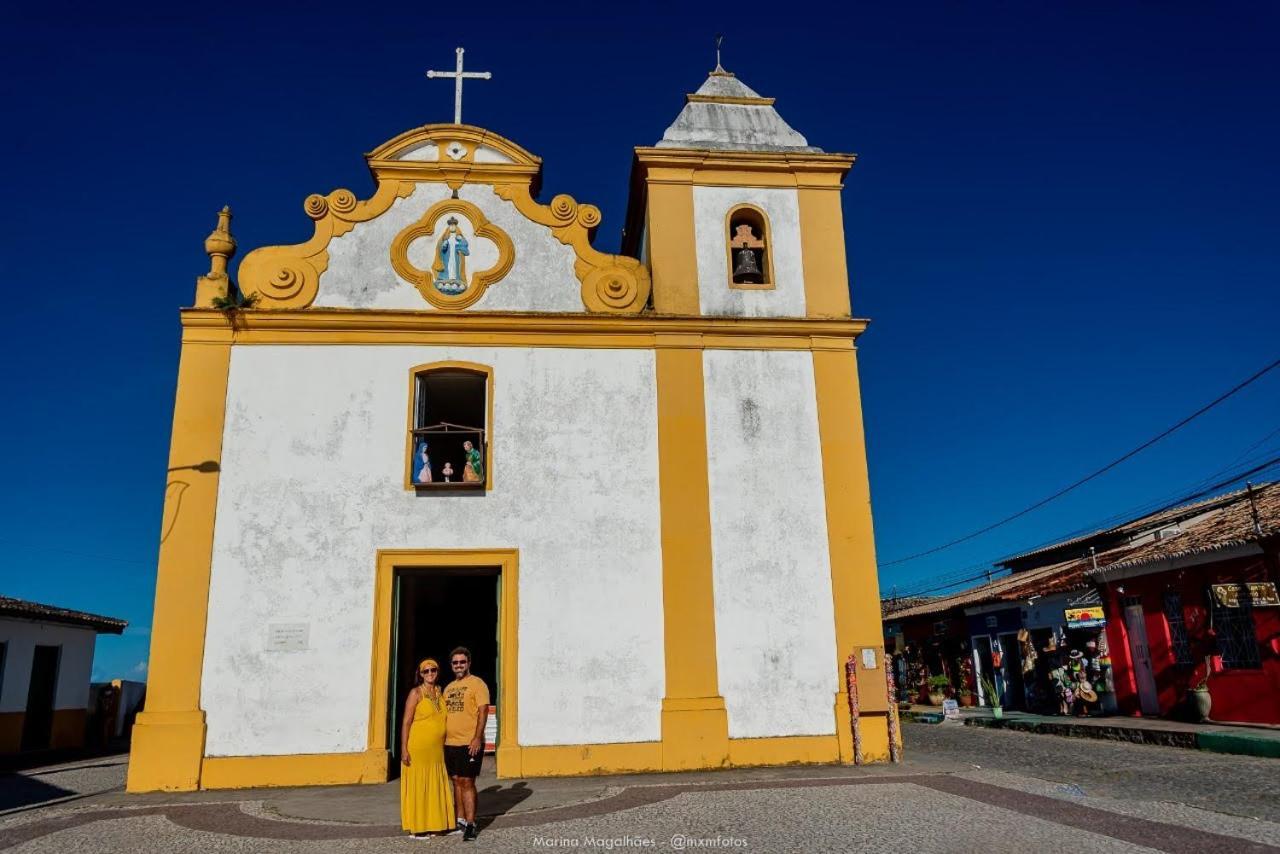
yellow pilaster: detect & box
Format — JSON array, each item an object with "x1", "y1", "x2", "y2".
[
  {"x1": 812, "y1": 339, "x2": 889, "y2": 762},
  {"x1": 654, "y1": 334, "x2": 729, "y2": 770},
  {"x1": 126, "y1": 334, "x2": 232, "y2": 792},
  {"x1": 645, "y1": 170, "x2": 700, "y2": 315},
  {"x1": 798, "y1": 186, "x2": 853, "y2": 318}
]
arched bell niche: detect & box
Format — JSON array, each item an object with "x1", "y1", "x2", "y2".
[{"x1": 725, "y1": 204, "x2": 774, "y2": 289}]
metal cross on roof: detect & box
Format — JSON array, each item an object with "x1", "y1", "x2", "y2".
[{"x1": 426, "y1": 47, "x2": 491, "y2": 125}]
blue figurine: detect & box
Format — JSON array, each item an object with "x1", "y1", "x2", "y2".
[{"x1": 413, "y1": 439, "x2": 433, "y2": 484}]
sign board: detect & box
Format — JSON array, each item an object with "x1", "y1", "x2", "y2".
[
  {"x1": 861, "y1": 648, "x2": 878, "y2": 669},
  {"x1": 1211, "y1": 582, "x2": 1279, "y2": 608},
  {"x1": 985, "y1": 615, "x2": 998, "y2": 628},
  {"x1": 942, "y1": 699, "x2": 961, "y2": 721},
  {"x1": 1065, "y1": 607, "x2": 1106, "y2": 628},
  {"x1": 266, "y1": 622, "x2": 310, "y2": 652}
]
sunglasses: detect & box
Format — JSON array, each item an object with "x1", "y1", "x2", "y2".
[
  {"x1": 419, "y1": 667, "x2": 437, "y2": 673},
  {"x1": 451, "y1": 660, "x2": 468, "y2": 666}
]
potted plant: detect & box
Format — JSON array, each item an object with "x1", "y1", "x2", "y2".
[
  {"x1": 980, "y1": 675, "x2": 1003, "y2": 719},
  {"x1": 958, "y1": 688, "x2": 976, "y2": 707},
  {"x1": 927, "y1": 675, "x2": 950, "y2": 706},
  {"x1": 1187, "y1": 655, "x2": 1213, "y2": 722}
]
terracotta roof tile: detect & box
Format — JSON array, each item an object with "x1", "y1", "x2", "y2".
[{"x1": 0, "y1": 596, "x2": 127, "y2": 634}]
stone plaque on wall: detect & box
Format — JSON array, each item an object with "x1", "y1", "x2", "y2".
[{"x1": 266, "y1": 622, "x2": 310, "y2": 652}]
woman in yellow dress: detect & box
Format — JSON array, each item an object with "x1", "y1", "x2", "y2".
[{"x1": 400, "y1": 658, "x2": 457, "y2": 837}]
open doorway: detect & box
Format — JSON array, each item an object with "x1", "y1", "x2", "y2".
[
  {"x1": 388, "y1": 567, "x2": 500, "y2": 770},
  {"x1": 22, "y1": 645, "x2": 60, "y2": 751}
]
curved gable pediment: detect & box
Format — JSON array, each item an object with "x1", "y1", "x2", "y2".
[{"x1": 237, "y1": 125, "x2": 648, "y2": 315}]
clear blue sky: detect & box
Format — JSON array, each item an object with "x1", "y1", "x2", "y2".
[{"x1": 2, "y1": 3, "x2": 1277, "y2": 681}]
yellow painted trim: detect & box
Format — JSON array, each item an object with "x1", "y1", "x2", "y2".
[
  {"x1": 367, "y1": 124, "x2": 541, "y2": 170},
  {"x1": 179, "y1": 309, "x2": 868, "y2": 350},
  {"x1": 645, "y1": 179, "x2": 700, "y2": 314},
  {"x1": 725, "y1": 203, "x2": 776, "y2": 291},
  {"x1": 515, "y1": 742, "x2": 663, "y2": 778},
  {"x1": 126, "y1": 337, "x2": 233, "y2": 792},
  {"x1": 390, "y1": 198, "x2": 515, "y2": 310},
  {"x1": 812, "y1": 347, "x2": 888, "y2": 763},
  {"x1": 195, "y1": 734, "x2": 853, "y2": 786},
  {"x1": 685, "y1": 94, "x2": 776, "y2": 106},
  {"x1": 369, "y1": 550, "x2": 519, "y2": 778},
  {"x1": 239, "y1": 181, "x2": 416, "y2": 309},
  {"x1": 240, "y1": 123, "x2": 648, "y2": 315},
  {"x1": 403, "y1": 362, "x2": 494, "y2": 491},
  {"x1": 200, "y1": 749, "x2": 388, "y2": 790},
  {"x1": 365, "y1": 124, "x2": 543, "y2": 189},
  {"x1": 492, "y1": 183, "x2": 651, "y2": 314},
  {"x1": 798, "y1": 187, "x2": 852, "y2": 318},
  {"x1": 726, "y1": 734, "x2": 840, "y2": 767},
  {"x1": 654, "y1": 343, "x2": 729, "y2": 770},
  {"x1": 635, "y1": 148, "x2": 855, "y2": 191}
]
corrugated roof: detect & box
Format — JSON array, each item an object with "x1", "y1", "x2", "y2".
[{"x1": 0, "y1": 596, "x2": 127, "y2": 634}]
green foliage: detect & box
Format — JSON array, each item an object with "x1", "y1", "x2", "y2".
[
  {"x1": 211, "y1": 288, "x2": 260, "y2": 311},
  {"x1": 980, "y1": 675, "x2": 1001, "y2": 707},
  {"x1": 927, "y1": 674, "x2": 951, "y2": 690}
]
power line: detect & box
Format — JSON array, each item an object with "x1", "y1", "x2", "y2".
[
  {"x1": 885, "y1": 454, "x2": 1280, "y2": 600},
  {"x1": 879, "y1": 355, "x2": 1280, "y2": 568}
]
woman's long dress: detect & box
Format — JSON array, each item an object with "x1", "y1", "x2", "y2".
[{"x1": 400, "y1": 691, "x2": 456, "y2": 834}]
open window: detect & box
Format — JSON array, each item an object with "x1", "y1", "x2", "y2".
[
  {"x1": 726, "y1": 204, "x2": 774, "y2": 289},
  {"x1": 406, "y1": 363, "x2": 492, "y2": 490}
]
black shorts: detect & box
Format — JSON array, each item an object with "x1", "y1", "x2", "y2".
[{"x1": 444, "y1": 744, "x2": 484, "y2": 778}]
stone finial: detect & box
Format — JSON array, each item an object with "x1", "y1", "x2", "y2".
[{"x1": 196, "y1": 206, "x2": 237, "y2": 306}]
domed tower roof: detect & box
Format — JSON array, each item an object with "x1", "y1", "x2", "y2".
[{"x1": 656, "y1": 68, "x2": 821, "y2": 153}]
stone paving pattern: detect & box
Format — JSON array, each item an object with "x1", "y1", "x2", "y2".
[{"x1": 1, "y1": 724, "x2": 1277, "y2": 852}]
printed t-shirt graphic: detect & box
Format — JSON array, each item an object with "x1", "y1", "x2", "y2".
[{"x1": 443, "y1": 674, "x2": 490, "y2": 746}]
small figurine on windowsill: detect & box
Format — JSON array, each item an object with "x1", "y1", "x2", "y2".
[
  {"x1": 441, "y1": 462, "x2": 454, "y2": 482},
  {"x1": 462, "y1": 440, "x2": 483, "y2": 483},
  {"x1": 413, "y1": 439, "x2": 432, "y2": 484}
]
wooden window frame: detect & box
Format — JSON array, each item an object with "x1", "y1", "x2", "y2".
[
  {"x1": 404, "y1": 361, "x2": 494, "y2": 492},
  {"x1": 725, "y1": 203, "x2": 776, "y2": 291}
]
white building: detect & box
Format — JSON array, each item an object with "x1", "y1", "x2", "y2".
[
  {"x1": 129, "y1": 62, "x2": 890, "y2": 792},
  {"x1": 0, "y1": 597, "x2": 126, "y2": 753}
]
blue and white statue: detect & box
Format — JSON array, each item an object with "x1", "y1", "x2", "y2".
[
  {"x1": 413, "y1": 438, "x2": 432, "y2": 484},
  {"x1": 432, "y1": 216, "x2": 469, "y2": 295}
]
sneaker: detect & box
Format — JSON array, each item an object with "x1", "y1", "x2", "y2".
[{"x1": 463, "y1": 823, "x2": 478, "y2": 842}]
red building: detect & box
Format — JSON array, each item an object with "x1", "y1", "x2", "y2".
[{"x1": 1088, "y1": 484, "x2": 1279, "y2": 725}]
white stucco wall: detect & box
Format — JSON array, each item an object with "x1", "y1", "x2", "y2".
[
  {"x1": 0, "y1": 618, "x2": 97, "y2": 713},
  {"x1": 201, "y1": 345, "x2": 665, "y2": 757},
  {"x1": 702, "y1": 350, "x2": 837, "y2": 738},
  {"x1": 314, "y1": 183, "x2": 583, "y2": 313},
  {"x1": 693, "y1": 186, "x2": 807, "y2": 318}
]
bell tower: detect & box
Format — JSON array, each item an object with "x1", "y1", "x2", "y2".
[
  {"x1": 624, "y1": 64, "x2": 857, "y2": 319},
  {"x1": 625, "y1": 62, "x2": 890, "y2": 769}
]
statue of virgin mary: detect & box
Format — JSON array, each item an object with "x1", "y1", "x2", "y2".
[{"x1": 432, "y1": 216, "x2": 469, "y2": 295}]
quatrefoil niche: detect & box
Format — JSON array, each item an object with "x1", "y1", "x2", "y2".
[{"x1": 390, "y1": 199, "x2": 515, "y2": 310}]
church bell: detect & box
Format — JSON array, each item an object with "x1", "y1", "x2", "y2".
[{"x1": 733, "y1": 246, "x2": 763, "y2": 282}]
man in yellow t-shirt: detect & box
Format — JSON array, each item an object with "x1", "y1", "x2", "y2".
[{"x1": 443, "y1": 646, "x2": 489, "y2": 841}]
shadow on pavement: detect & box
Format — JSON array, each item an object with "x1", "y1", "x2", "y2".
[
  {"x1": 477, "y1": 781, "x2": 533, "y2": 829},
  {"x1": 0, "y1": 774, "x2": 78, "y2": 813}
]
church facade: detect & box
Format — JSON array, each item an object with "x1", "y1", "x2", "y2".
[{"x1": 128, "y1": 64, "x2": 890, "y2": 792}]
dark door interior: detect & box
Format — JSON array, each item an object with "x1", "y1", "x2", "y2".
[
  {"x1": 22, "y1": 645, "x2": 60, "y2": 751},
  {"x1": 999, "y1": 633, "x2": 1026, "y2": 710},
  {"x1": 389, "y1": 568, "x2": 499, "y2": 766}
]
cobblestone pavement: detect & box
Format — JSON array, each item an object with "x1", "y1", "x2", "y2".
[
  {"x1": 1, "y1": 725, "x2": 1277, "y2": 853},
  {"x1": 908, "y1": 721, "x2": 1280, "y2": 823}
]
